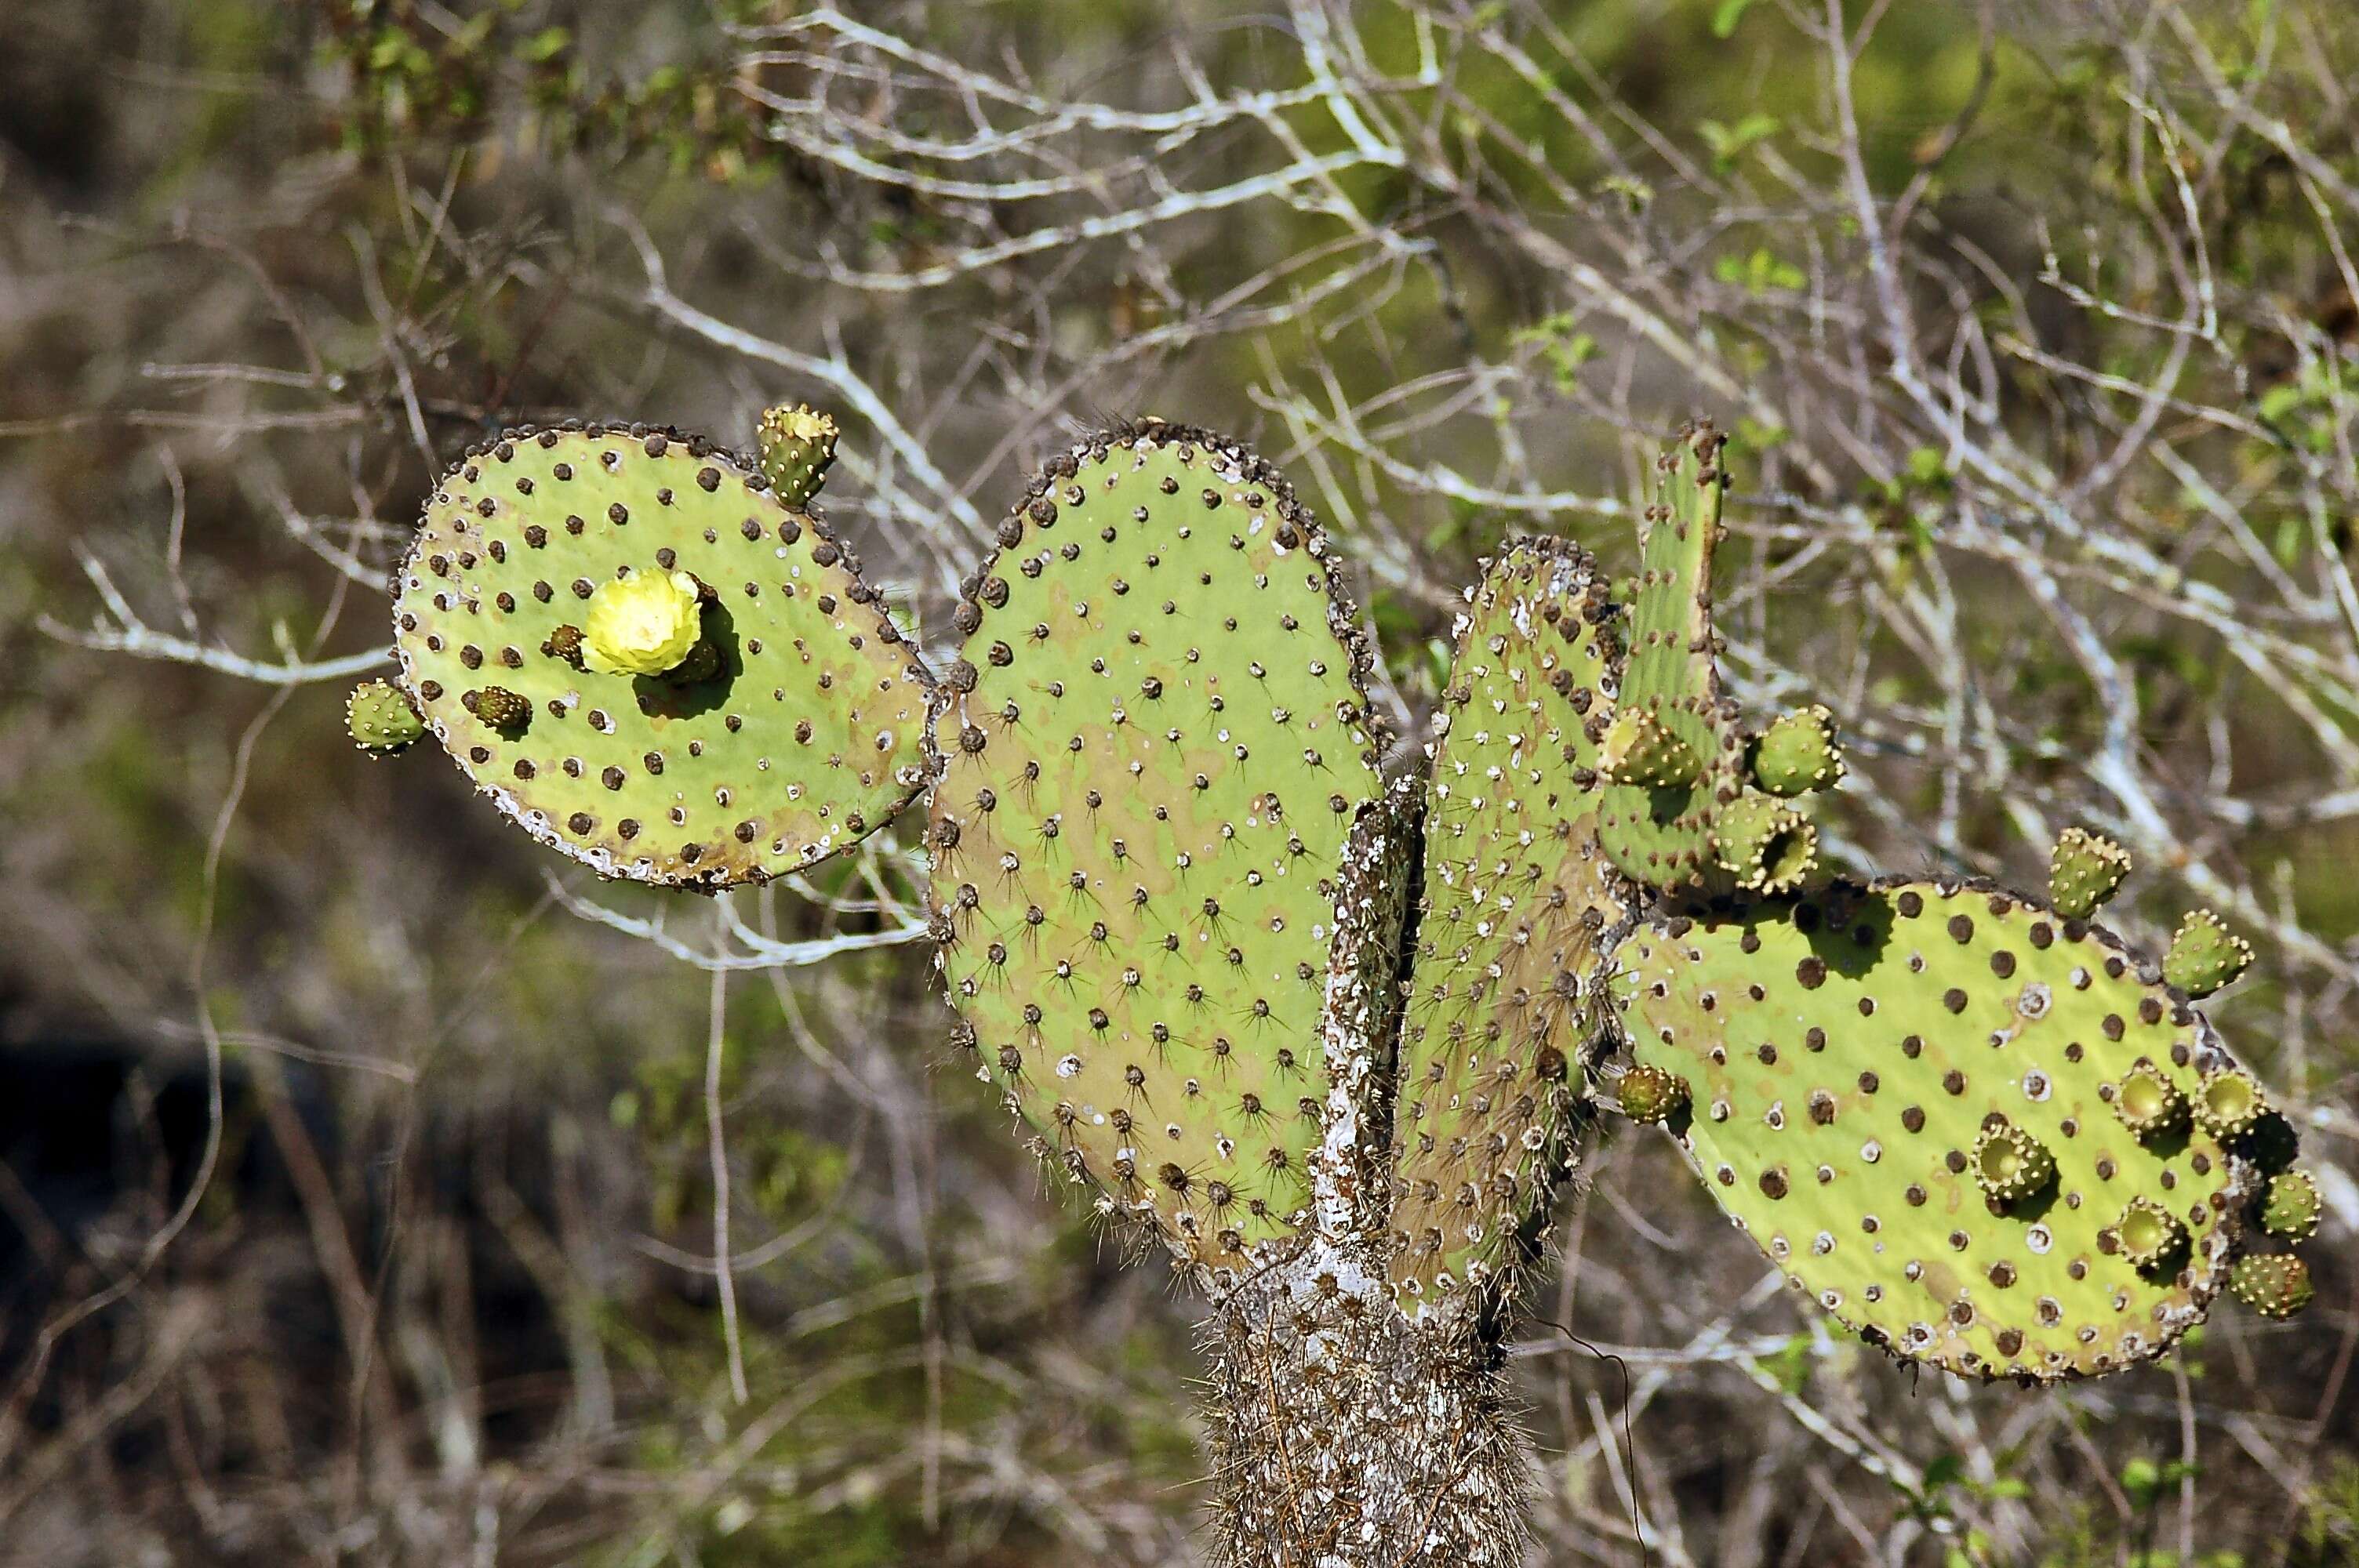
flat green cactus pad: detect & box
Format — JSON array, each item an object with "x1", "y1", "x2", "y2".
[
  {"x1": 1389, "y1": 539, "x2": 1634, "y2": 1308},
  {"x1": 1598, "y1": 423, "x2": 1743, "y2": 889},
  {"x1": 926, "y1": 423, "x2": 1388, "y2": 1279},
  {"x1": 393, "y1": 423, "x2": 930, "y2": 885},
  {"x1": 1618, "y1": 879, "x2": 2266, "y2": 1381}
]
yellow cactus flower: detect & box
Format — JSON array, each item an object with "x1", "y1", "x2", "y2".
[{"x1": 583, "y1": 570, "x2": 703, "y2": 677}]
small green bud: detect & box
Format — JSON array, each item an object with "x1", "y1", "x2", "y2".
[
  {"x1": 2260, "y1": 1168, "x2": 2321, "y2": 1242},
  {"x1": 469, "y1": 685, "x2": 531, "y2": 733},
  {"x1": 1748, "y1": 704, "x2": 1845, "y2": 796},
  {"x1": 2048, "y1": 827, "x2": 2131, "y2": 920},
  {"x1": 1599, "y1": 708, "x2": 1699, "y2": 788},
  {"x1": 2113, "y1": 1196, "x2": 2186, "y2": 1272},
  {"x1": 1712, "y1": 791, "x2": 1817, "y2": 894},
  {"x1": 757, "y1": 403, "x2": 839, "y2": 508},
  {"x1": 541, "y1": 622, "x2": 586, "y2": 669},
  {"x1": 346, "y1": 678, "x2": 423, "y2": 756},
  {"x1": 1616, "y1": 1062, "x2": 1689, "y2": 1124},
  {"x1": 2192, "y1": 1065, "x2": 2267, "y2": 1142},
  {"x1": 2228, "y1": 1253, "x2": 2314, "y2": 1319},
  {"x1": 2162, "y1": 908, "x2": 2252, "y2": 998},
  {"x1": 1972, "y1": 1119, "x2": 2055, "y2": 1205}
]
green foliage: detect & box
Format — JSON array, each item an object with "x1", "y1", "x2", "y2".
[
  {"x1": 390, "y1": 420, "x2": 931, "y2": 886},
  {"x1": 321, "y1": 1, "x2": 795, "y2": 183},
  {"x1": 1510, "y1": 312, "x2": 1600, "y2": 393},
  {"x1": 1699, "y1": 113, "x2": 1781, "y2": 169},
  {"x1": 1714, "y1": 247, "x2": 1808, "y2": 296}
]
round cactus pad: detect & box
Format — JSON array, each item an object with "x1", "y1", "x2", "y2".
[
  {"x1": 1389, "y1": 539, "x2": 1633, "y2": 1308},
  {"x1": 393, "y1": 423, "x2": 929, "y2": 885},
  {"x1": 1619, "y1": 880, "x2": 2258, "y2": 1381},
  {"x1": 928, "y1": 424, "x2": 1388, "y2": 1274}
]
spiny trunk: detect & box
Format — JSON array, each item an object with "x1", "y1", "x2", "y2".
[{"x1": 1200, "y1": 1240, "x2": 1528, "y2": 1568}]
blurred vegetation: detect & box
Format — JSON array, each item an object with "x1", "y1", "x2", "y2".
[{"x1": 2, "y1": 1, "x2": 2357, "y2": 1564}]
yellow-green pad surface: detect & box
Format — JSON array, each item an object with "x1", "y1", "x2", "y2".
[
  {"x1": 394, "y1": 423, "x2": 929, "y2": 885},
  {"x1": 927, "y1": 424, "x2": 1387, "y2": 1273},
  {"x1": 1619, "y1": 880, "x2": 2258, "y2": 1381},
  {"x1": 1390, "y1": 539, "x2": 1634, "y2": 1308}
]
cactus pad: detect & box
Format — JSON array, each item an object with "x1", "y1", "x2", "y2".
[
  {"x1": 2164, "y1": 909, "x2": 2252, "y2": 998},
  {"x1": 1617, "y1": 879, "x2": 2264, "y2": 1380},
  {"x1": 1599, "y1": 710, "x2": 1699, "y2": 788},
  {"x1": 347, "y1": 677, "x2": 423, "y2": 756},
  {"x1": 1750, "y1": 705, "x2": 1845, "y2": 797},
  {"x1": 1597, "y1": 422, "x2": 1743, "y2": 888},
  {"x1": 2228, "y1": 1252, "x2": 2314, "y2": 1319},
  {"x1": 925, "y1": 423, "x2": 1388, "y2": 1279},
  {"x1": 1387, "y1": 539, "x2": 1634, "y2": 1308},
  {"x1": 2049, "y1": 828, "x2": 2132, "y2": 920},
  {"x1": 391, "y1": 423, "x2": 930, "y2": 887}
]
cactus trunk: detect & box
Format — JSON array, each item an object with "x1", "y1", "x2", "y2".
[{"x1": 1202, "y1": 1243, "x2": 1528, "y2": 1568}]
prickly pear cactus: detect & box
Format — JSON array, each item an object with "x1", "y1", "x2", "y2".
[
  {"x1": 923, "y1": 422, "x2": 1389, "y2": 1284},
  {"x1": 387, "y1": 418, "x2": 930, "y2": 886},
  {"x1": 1596, "y1": 422, "x2": 1745, "y2": 887},
  {"x1": 1387, "y1": 539, "x2": 1634, "y2": 1309},
  {"x1": 338, "y1": 403, "x2": 2330, "y2": 1568},
  {"x1": 1616, "y1": 878, "x2": 2274, "y2": 1381}
]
